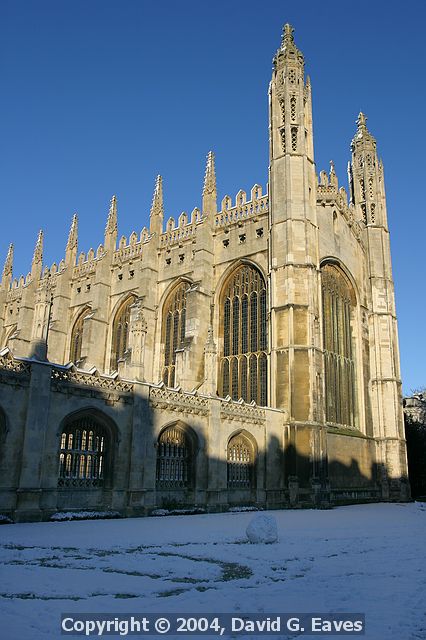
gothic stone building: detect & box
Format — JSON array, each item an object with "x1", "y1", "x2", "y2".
[{"x1": 0, "y1": 26, "x2": 409, "y2": 522}]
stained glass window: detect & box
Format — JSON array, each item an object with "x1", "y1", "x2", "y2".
[
  {"x1": 111, "y1": 296, "x2": 136, "y2": 371},
  {"x1": 162, "y1": 283, "x2": 188, "y2": 387},
  {"x1": 220, "y1": 265, "x2": 267, "y2": 405},
  {"x1": 321, "y1": 263, "x2": 356, "y2": 427}
]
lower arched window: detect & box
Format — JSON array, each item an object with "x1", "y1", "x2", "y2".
[
  {"x1": 156, "y1": 425, "x2": 193, "y2": 489},
  {"x1": 227, "y1": 433, "x2": 255, "y2": 489},
  {"x1": 58, "y1": 415, "x2": 109, "y2": 487}
]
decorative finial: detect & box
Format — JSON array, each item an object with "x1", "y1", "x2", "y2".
[
  {"x1": 357, "y1": 112, "x2": 367, "y2": 131},
  {"x1": 66, "y1": 213, "x2": 78, "y2": 252},
  {"x1": 2, "y1": 243, "x2": 13, "y2": 281},
  {"x1": 105, "y1": 195, "x2": 117, "y2": 235},
  {"x1": 32, "y1": 229, "x2": 43, "y2": 265},
  {"x1": 203, "y1": 151, "x2": 216, "y2": 196},
  {"x1": 150, "y1": 175, "x2": 164, "y2": 218},
  {"x1": 282, "y1": 23, "x2": 295, "y2": 46},
  {"x1": 329, "y1": 160, "x2": 338, "y2": 188}
]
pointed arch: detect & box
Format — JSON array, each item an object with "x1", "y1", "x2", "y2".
[
  {"x1": 110, "y1": 294, "x2": 137, "y2": 371},
  {"x1": 321, "y1": 261, "x2": 357, "y2": 427},
  {"x1": 218, "y1": 263, "x2": 268, "y2": 404},
  {"x1": 57, "y1": 408, "x2": 118, "y2": 488},
  {"x1": 227, "y1": 430, "x2": 257, "y2": 489},
  {"x1": 69, "y1": 306, "x2": 91, "y2": 365},
  {"x1": 156, "y1": 421, "x2": 197, "y2": 489},
  {"x1": 161, "y1": 281, "x2": 189, "y2": 387}
]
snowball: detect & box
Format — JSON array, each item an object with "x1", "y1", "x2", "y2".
[{"x1": 246, "y1": 514, "x2": 278, "y2": 544}]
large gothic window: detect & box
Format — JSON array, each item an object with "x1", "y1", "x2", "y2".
[
  {"x1": 227, "y1": 432, "x2": 255, "y2": 489},
  {"x1": 58, "y1": 415, "x2": 110, "y2": 488},
  {"x1": 156, "y1": 425, "x2": 193, "y2": 489},
  {"x1": 220, "y1": 265, "x2": 267, "y2": 405},
  {"x1": 162, "y1": 282, "x2": 187, "y2": 387},
  {"x1": 69, "y1": 307, "x2": 91, "y2": 364},
  {"x1": 111, "y1": 296, "x2": 136, "y2": 371},
  {"x1": 321, "y1": 263, "x2": 356, "y2": 427}
]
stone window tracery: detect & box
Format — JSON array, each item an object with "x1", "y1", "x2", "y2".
[
  {"x1": 162, "y1": 282, "x2": 187, "y2": 387},
  {"x1": 69, "y1": 307, "x2": 91, "y2": 364},
  {"x1": 280, "y1": 127, "x2": 286, "y2": 153},
  {"x1": 288, "y1": 69, "x2": 296, "y2": 84},
  {"x1": 227, "y1": 433, "x2": 255, "y2": 489},
  {"x1": 290, "y1": 95, "x2": 297, "y2": 121},
  {"x1": 291, "y1": 127, "x2": 298, "y2": 151},
  {"x1": 321, "y1": 264, "x2": 357, "y2": 428},
  {"x1": 58, "y1": 415, "x2": 108, "y2": 487},
  {"x1": 156, "y1": 426, "x2": 192, "y2": 489},
  {"x1": 220, "y1": 265, "x2": 267, "y2": 405},
  {"x1": 111, "y1": 296, "x2": 136, "y2": 371}
]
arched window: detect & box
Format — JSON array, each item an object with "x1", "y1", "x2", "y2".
[
  {"x1": 162, "y1": 282, "x2": 188, "y2": 387},
  {"x1": 220, "y1": 265, "x2": 267, "y2": 404},
  {"x1": 227, "y1": 432, "x2": 255, "y2": 489},
  {"x1": 321, "y1": 263, "x2": 356, "y2": 427},
  {"x1": 69, "y1": 308, "x2": 91, "y2": 364},
  {"x1": 58, "y1": 415, "x2": 110, "y2": 487},
  {"x1": 111, "y1": 296, "x2": 136, "y2": 371},
  {"x1": 156, "y1": 425, "x2": 193, "y2": 489}
]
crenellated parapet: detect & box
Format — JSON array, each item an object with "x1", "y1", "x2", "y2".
[
  {"x1": 317, "y1": 162, "x2": 364, "y2": 245},
  {"x1": 159, "y1": 208, "x2": 201, "y2": 248},
  {"x1": 214, "y1": 184, "x2": 268, "y2": 229}
]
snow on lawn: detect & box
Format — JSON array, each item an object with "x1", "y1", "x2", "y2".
[{"x1": 0, "y1": 503, "x2": 425, "y2": 639}]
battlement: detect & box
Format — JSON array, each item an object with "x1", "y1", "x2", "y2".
[
  {"x1": 214, "y1": 184, "x2": 269, "y2": 228},
  {"x1": 317, "y1": 164, "x2": 364, "y2": 245},
  {"x1": 159, "y1": 208, "x2": 201, "y2": 248}
]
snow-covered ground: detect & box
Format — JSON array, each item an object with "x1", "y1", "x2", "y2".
[{"x1": 0, "y1": 503, "x2": 425, "y2": 639}]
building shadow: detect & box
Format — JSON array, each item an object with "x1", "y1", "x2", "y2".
[{"x1": 0, "y1": 354, "x2": 410, "y2": 522}]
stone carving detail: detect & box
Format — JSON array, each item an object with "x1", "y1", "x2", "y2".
[
  {"x1": 220, "y1": 397, "x2": 265, "y2": 425},
  {"x1": 51, "y1": 366, "x2": 134, "y2": 393},
  {"x1": 0, "y1": 351, "x2": 31, "y2": 387},
  {"x1": 0, "y1": 351, "x2": 30, "y2": 375},
  {"x1": 150, "y1": 386, "x2": 209, "y2": 416}
]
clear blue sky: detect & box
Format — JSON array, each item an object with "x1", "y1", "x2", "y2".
[{"x1": 1, "y1": 0, "x2": 425, "y2": 394}]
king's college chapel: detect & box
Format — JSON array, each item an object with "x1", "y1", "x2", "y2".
[{"x1": 0, "y1": 25, "x2": 409, "y2": 521}]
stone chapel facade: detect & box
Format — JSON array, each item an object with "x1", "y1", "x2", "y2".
[{"x1": 0, "y1": 25, "x2": 409, "y2": 521}]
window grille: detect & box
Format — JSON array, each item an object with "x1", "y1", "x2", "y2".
[
  {"x1": 58, "y1": 416, "x2": 107, "y2": 487},
  {"x1": 156, "y1": 426, "x2": 191, "y2": 489},
  {"x1": 321, "y1": 264, "x2": 356, "y2": 427},
  {"x1": 111, "y1": 296, "x2": 136, "y2": 371},
  {"x1": 162, "y1": 283, "x2": 188, "y2": 387},
  {"x1": 220, "y1": 265, "x2": 268, "y2": 405},
  {"x1": 227, "y1": 433, "x2": 254, "y2": 489}
]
